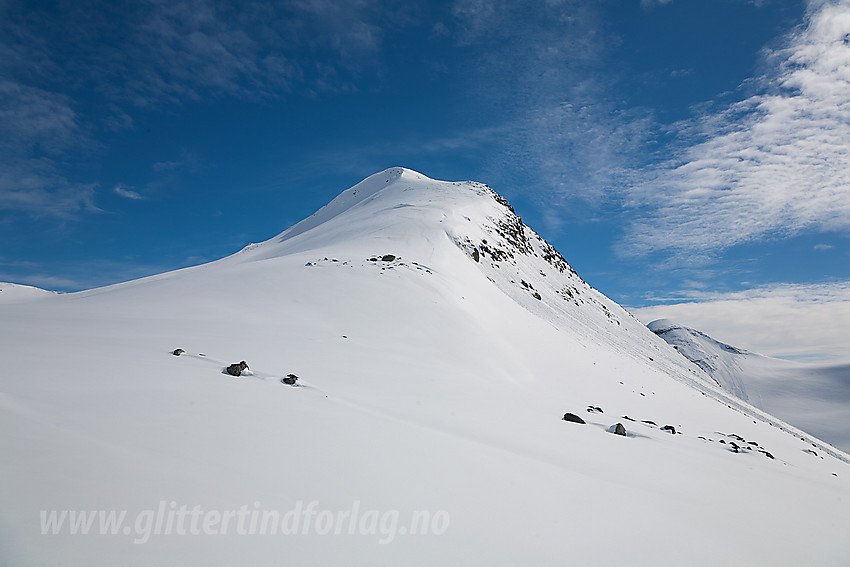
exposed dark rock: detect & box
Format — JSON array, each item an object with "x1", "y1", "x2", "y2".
[
  {"x1": 562, "y1": 413, "x2": 586, "y2": 424},
  {"x1": 661, "y1": 425, "x2": 676, "y2": 434},
  {"x1": 761, "y1": 450, "x2": 775, "y2": 460},
  {"x1": 642, "y1": 420, "x2": 656, "y2": 425},
  {"x1": 282, "y1": 374, "x2": 299, "y2": 385},
  {"x1": 226, "y1": 361, "x2": 249, "y2": 377},
  {"x1": 587, "y1": 406, "x2": 603, "y2": 413},
  {"x1": 381, "y1": 254, "x2": 396, "y2": 262},
  {"x1": 532, "y1": 292, "x2": 542, "y2": 300},
  {"x1": 612, "y1": 423, "x2": 627, "y2": 436},
  {"x1": 172, "y1": 349, "x2": 185, "y2": 356},
  {"x1": 472, "y1": 248, "x2": 480, "y2": 262},
  {"x1": 367, "y1": 257, "x2": 378, "y2": 262}
]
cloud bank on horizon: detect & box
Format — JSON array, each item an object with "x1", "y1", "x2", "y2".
[{"x1": 631, "y1": 280, "x2": 850, "y2": 364}]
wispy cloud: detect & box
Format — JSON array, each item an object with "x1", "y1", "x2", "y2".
[
  {"x1": 622, "y1": 0, "x2": 850, "y2": 259},
  {"x1": 630, "y1": 281, "x2": 850, "y2": 364},
  {"x1": 0, "y1": 0, "x2": 409, "y2": 218},
  {"x1": 444, "y1": 1, "x2": 655, "y2": 213},
  {"x1": 0, "y1": 80, "x2": 99, "y2": 217},
  {"x1": 113, "y1": 185, "x2": 143, "y2": 200},
  {"x1": 640, "y1": 0, "x2": 674, "y2": 9}
]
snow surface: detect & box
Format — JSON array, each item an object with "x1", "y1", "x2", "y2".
[
  {"x1": 0, "y1": 282, "x2": 57, "y2": 304},
  {"x1": 2, "y1": 168, "x2": 849, "y2": 566},
  {"x1": 649, "y1": 318, "x2": 850, "y2": 454}
]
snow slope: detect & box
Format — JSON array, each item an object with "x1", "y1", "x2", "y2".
[
  {"x1": 0, "y1": 282, "x2": 57, "y2": 304},
  {"x1": 649, "y1": 318, "x2": 850, "y2": 454},
  {"x1": 2, "y1": 168, "x2": 849, "y2": 566}
]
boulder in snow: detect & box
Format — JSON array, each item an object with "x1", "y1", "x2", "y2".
[
  {"x1": 226, "y1": 361, "x2": 249, "y2": 376},
  {"x1": 609, "y1": 423, "x2": 627, "y2": 436},
  {"x1": 562, "y1": 413, "x2": 586, "y2": 424}
]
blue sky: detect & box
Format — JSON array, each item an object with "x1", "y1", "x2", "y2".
[{"x1": 2, "y1": 0, "x2": 850, "y2": 362}]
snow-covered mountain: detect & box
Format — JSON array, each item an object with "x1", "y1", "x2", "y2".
[
  {"x1": 2, "y1": 168, "x2": 849, "y2": 566},
  {"x1": 649, "y1": 318, "x2": 850, "y2": 454},
  {"x1": 0, "y1": 281, "x2": 58, "y2": 303}
]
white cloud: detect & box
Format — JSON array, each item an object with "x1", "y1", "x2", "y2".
[
  {"x1": 0, "y1": 158, "x2": 98, "y2": 217},
  {"x1": 622, "y1": 0, "x2": 850, "y2": 259},
  {"x1": 113, "y1": 185, "x2": 143, "y2": 200},
  {"x1": 630, "y1": 281, "x2": 850, "y2": 364},
  {"x1": 641, "y1": 0, "x2": 673, "y2": 8}
]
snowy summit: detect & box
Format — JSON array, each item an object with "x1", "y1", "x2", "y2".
[{"x1": 1, "y1": 168, "x2": 849, "y2": 566}]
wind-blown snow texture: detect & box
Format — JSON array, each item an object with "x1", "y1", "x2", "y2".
[
  {"x1": 649, "y1": 318, "x2": 850, "y2": 454},
  {"x1": 2, "y1": 168, "x2": 849, "y2": 566}
]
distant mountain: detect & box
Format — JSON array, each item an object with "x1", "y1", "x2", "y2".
[
  {"x1": 649, "y1": 318, "x2": 850, "y2": 453},
  {"x1": 0, "y1": 281, "x2": 57, "y2": 303},
  {"x1": 2, "y1": 168, "x2": 849, "y2": 566}
]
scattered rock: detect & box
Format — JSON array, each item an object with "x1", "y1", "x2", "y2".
[
  {"x1": 282, "y1": 374, "x2": 299, "y2": 385},
  {"x1": 586, "y1": 406, "x2": 604, "y2": 413},
  {"x1": 641, "y1": 420, "x2": 656, "y2": 425},
  {"x1": 761, "y1": 450, "x2": 775, "y2": 460},
  {"x1": 532, "y1": 292, "x2": 542, "y2": 300},
  {"x1": 172, "y1": 349, "x2": 184, "y2": 356},
  {"x1": 381, "y1": 254, "x2": 396, "y2": 262},
  {"x1": 661, "y1": 425, "x2": 676, "y2": 434},
  {"x1": 226, "y1": 361, "x2": 249, "y2": 377},
  {"x1": 562, "y1": 413, "x2": 586, "y2": 424},
  {"x1": 472, "y1": 248, "x2": 480, "y2": 262}
]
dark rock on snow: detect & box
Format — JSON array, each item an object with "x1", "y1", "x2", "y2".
[
  {"x1": 172, "y1": 349, "x2": 185, "y2": 356},
  {"x1": 381, "y1": 254, "x2": 396, "y2": 262},
  {"x1": 661, "y1": 425, "x2": 676, "y2": 434},
  {"x1": 226, "y1": 361, "x2": 249, "y2": 376},
  {"x1": 282, "y1": 374, "x2": 299, "y2": 385},
  {"x1": 562, "y1": 413, "x2": 586, "y2": 424},
  {"x1": 612, "y1": 423, "x2": 627, "y2": 436}
]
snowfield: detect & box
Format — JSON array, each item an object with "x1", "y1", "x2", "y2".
[{"x1": 1, "y1": 168, "x2": 849, "y2": 566}]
